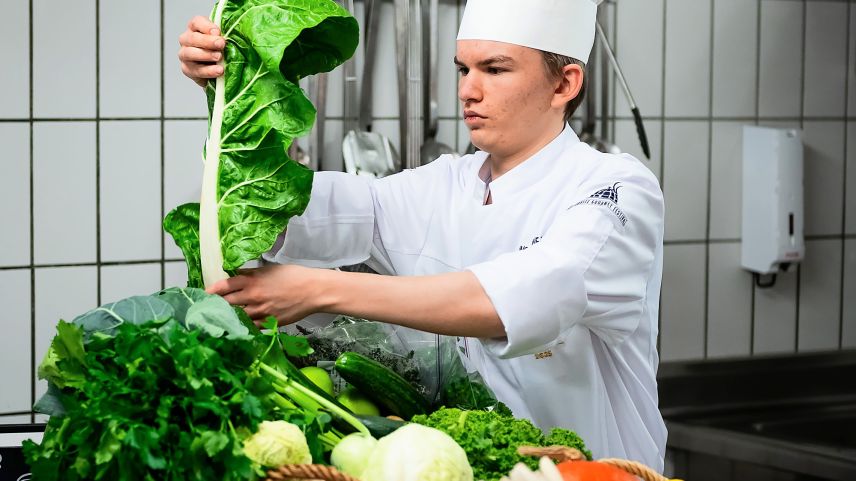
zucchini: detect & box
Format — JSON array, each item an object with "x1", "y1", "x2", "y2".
[
  {"x1": 355, "y1": 415, "x2": 406, "y2": 438},
  {"x1": 334, "y1": 351, "x2": 429, "y2": 420}
]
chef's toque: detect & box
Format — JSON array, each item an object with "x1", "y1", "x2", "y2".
[{"x1": 456, "y1": 0, "x2": 599, "y2": 63}]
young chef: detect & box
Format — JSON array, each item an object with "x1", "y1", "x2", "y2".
[{"x1": 178, "y1": 0, "x2": 667, "y2": 471}]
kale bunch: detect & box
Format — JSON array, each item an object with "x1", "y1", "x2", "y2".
[{"x1": 411, "y1": 408, "x2": 591, "y2": 481}]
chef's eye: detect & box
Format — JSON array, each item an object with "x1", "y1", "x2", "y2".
[
  {"x1": 457, "y1": 66, "x2": 469, "y2": 76},
  {"x1": 487, "y1": 67, "x2": 503, "y2": 75}
]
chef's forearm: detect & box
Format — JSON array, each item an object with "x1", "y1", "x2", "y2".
[{"x1": 317, "y1": 269, "x2": 506, "y2": 338}]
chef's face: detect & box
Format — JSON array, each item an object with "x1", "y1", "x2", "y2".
[{"x1": 455, "y1": 40, "x2": 566, "y2": 158}]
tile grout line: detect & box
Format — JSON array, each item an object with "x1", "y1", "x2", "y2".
[
  {"x1": 160, "y1": 0, "x2": 166, "y2": 290},
  {"x1": 795, "y1": 0, "x2": 807, "y2": 354},
  {"x1": 7, "y1": 114, "x2": 856, "y2": 123},
  {"x1": 839, "y1": 0, "x2": 851, "y2": 350},
  {"x1": 29, "y1": 0, "x2": 35, "y2": 424},
  {"x1": 1, "y1": 260, "x2": 186, "y2": 271},
  {"x1": 96, "y1": 0, "x2": 102, "y2": 306},
  {"x1": 751, "y1": 0, "x2": 762, "y2": 357},
  {"x1": 703, "y1": 0, "x2": 715, "y2": 359}
]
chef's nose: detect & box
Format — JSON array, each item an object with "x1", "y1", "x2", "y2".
[{"x1": 458, "y1": 72, "x2": 482, "y2": 104}]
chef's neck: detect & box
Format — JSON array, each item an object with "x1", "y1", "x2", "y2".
[{"x1": 485, "y1": 122, "x2": 565, "y2": 180}]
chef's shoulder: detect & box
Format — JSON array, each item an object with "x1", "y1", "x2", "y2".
[{"x1": 561, "y1": 144, "x2": 664, "y2": 229}]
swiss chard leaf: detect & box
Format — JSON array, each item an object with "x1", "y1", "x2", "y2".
[
  {"x1": 163, "y1": 202, "x2": 205, "y2": 289},
  {"x1": 165, "y1": 0, "x2": 358, "y2": 283}
]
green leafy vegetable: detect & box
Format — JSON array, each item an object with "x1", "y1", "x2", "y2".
[
  {"x1": 24, "y1": 288, "x2": 367, "y2": 480},
  {"x1": 164, "y1": 0, "x2": 359, "y2": 288},
  {"x1": 411, "y1": 408, "x2": 592, "y2": 481}
]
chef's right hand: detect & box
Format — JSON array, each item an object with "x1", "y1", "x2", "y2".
[{"x1": 178, "y1": 16, "x2": 226, "y2": 88}]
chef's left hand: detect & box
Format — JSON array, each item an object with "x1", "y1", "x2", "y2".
[{"x1": 206, "y1": 264, "x2": 325, "y2": 325}]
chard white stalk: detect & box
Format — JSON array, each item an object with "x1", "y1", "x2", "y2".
[{"x1": 200, "y1": 0, "x2": 230, "y2": 288}]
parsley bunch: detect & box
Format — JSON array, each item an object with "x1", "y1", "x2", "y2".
[{"x1": 23, "y1": 288, "x2": 367, "y2": 481}]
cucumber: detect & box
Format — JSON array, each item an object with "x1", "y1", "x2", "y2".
[
  {"x1": 334, "y1": 351, "x2": 429, "y2": 420},
  {"x1": 355, "y1": 415, "x2": 406, "y2": 438}
]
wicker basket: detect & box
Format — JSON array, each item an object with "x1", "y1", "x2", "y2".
[{"x1": 265, "y1": 446, "x2": 681, "y2": 481}]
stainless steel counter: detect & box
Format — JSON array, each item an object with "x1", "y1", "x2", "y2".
[{"x1": 658, "y1": 350, "x2": 856, "y2": 481}]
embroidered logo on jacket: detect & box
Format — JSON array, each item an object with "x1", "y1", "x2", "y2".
[{"x1": 572, "y1": 182, "x2": 628, "y2": 227}]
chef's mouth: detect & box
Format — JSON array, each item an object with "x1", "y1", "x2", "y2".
[{"x1": 464, "y1": 111, "x2": 486, "y2": 123}]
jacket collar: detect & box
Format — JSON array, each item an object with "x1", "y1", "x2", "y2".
[{"x1": 475, "y1": 124, "x2": 579, "y2": 204}]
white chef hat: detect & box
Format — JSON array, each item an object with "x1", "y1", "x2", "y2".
[{"x1": 456, "y1": 0, "x2": 599, "y2": 63}]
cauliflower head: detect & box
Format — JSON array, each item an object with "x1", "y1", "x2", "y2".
[{"x1": 242, "y1": 420, "x2": 312, "y2": 467}]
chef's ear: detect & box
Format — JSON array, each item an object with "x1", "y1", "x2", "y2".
[{"x1": 552, "y1": 63, "x2": 584, "y2": 109}]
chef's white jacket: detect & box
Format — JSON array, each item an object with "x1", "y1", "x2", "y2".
[{"x1": 265, "y1": 126, "x2": 667, "y2": 471}]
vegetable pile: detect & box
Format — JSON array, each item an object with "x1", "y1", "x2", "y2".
[{"x1": 23, "y1": 289, "x2": 367, "y2": 480}]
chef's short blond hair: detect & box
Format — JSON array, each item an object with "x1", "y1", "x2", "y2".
[{"x1": 541, "y1": 51, "x2": 586, "y2": 123}]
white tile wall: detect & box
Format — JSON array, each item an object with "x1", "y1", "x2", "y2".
[
  {"x1": 164, "y1": 260, "x2": 189, "y2": 289},
  {"x1": 437, "y1": 1, "x2": 462, "y2": 119},
  {"x1": 798, "y1": 240, "x2": 842, "y2": 352},
  {"x1": 0, "y1": 0, "x2": 29, "y2": 119},
  {"x1": 660, "y1": 244, "x2": 707, "y2": 361},
  {"x1": 758, "y1": 1, "x2": 804, "y2": 118},
  {"x1": 712, "y1": 0, "x2": 758, "y2": 118},
  {"x1": 850, "y1": 7, "x2": 856, "y2": 117},
  {"x1": 163, "y1": 120, "x2": 206, "y2": 259},
  {"x1": 707, "y1": 242, "x2": 752, "y2": 358},
  {"x1": 0, "y1": 123, "x2": 31, "y2": 267},
  {"x1": 163, "y1": 0, "x2": 212, "y2": 118},
  {"x1": 0, "y1": 415, "x2": 33, "y2": 425},
  {"x1": 802, "y1": 121, "x2": 845, "y2": 237},
  {"x1": 100, "y1": 263, "x2": 162, "y2": 304},
  {"x1": 33, "y1": 122, "x2": 97, "y2": 265},
  {"x1": 33, "y1": 0, "x2": 96, "y2": 118},
  {"x1": 843, "y1": 239, "x2": 856, "y2": 348},
  {"x1": 803, "y1": 1, "x2": 848, "y2": 118},
  {"x1": 664, "y1": 0, "x2": 711, "y2": 118},
  {"x1": 100, "y1": 121, "x2": 162, "y2": 262},
  {"x1": 0, "y1": 270, "x2": 32, "y2": 414},
  {"x1": 614, "y1": 119, "x2": 662, "y2": 180},
  {"x1": 615, "y1": 0, "x2": 665, "y2": 118},
  {"x1": 663, "y1": 121, "x2": 709, "y2": 241},
  {"x1": 99, "y1": 0, "x2": 161, "y2": 117},
  {"x1": 34, "y1": 266, "x2": 98, "y2": 400},
  {"x1": 321, "y1": 120, "x2": 345, "y2": 173},
  {"x1": 754, "y1": 270, "x2": 798, "y2": 355},
  {"x1": 708, "y1": 121, "x2": 743, "y2": 240},
  {"x1": 847, "y1": 122, "x2": 855, "y2": 234}
]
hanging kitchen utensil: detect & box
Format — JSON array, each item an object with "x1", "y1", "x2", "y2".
[
  {"x1": 596, "y1": 20, "x2": 650, "y2": 159},
  {"x1": 419, "y1": 0, "x2": 457, "y2": 165},
  {"x1": 342, "y1": 0, "x2": 398, "y2": 178},
  {"x1": 578, "y1": 12, "x2": 621, "y2": 156},
  {"x1": 288, "y1": 75, "x2": 323, "y2": 169},
  {"x1": 393, "y1": 0, "x2": 413, "y2": 170}
]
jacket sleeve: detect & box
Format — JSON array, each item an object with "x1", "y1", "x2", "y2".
[
  {"x1": 466, "y1": 166, "x2": 664, "y2": 359},
  {"x1": 263, "y1": 157, "x2": 452, "y2": 272}
]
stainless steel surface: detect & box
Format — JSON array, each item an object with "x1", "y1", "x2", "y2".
[
  {"x1": 312, "y1": 73, "x2": 327, "y2": 170},
  {"x1": 342, "y1": 0, "x2": 397, "y2": 178},
  {"x1": 394, "y1": 0, "x2": 409, "y2": 169},
  {"x1": 419, "y1": 0, "x2": 457, "y2": 165},
  {"x1": 659, "y1": 351, "x2": 856, "y2": 481},
  {"x1": 358, "y1": 0, "x2": 380, "y2": 132}
]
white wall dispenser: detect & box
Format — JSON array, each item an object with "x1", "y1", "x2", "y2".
[{"x1": 741, "y1": 125, "x2": 804, "y2": 288}]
